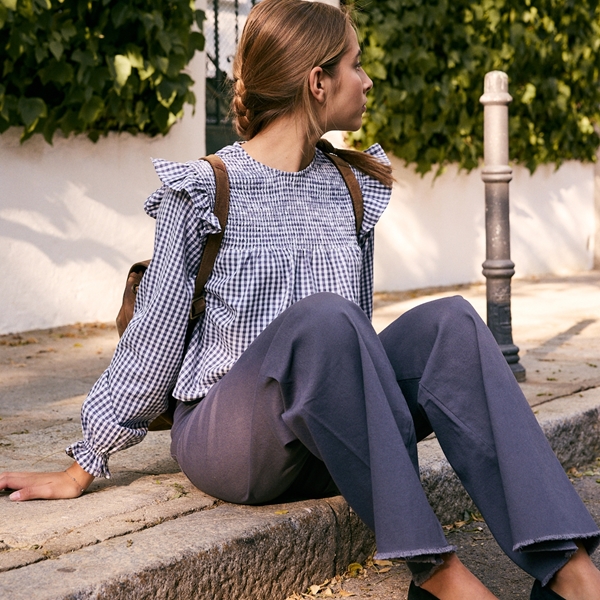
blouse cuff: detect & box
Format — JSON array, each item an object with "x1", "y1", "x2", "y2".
[
  {"x1": 66, "y1": 440, "x2": 112, "y2": 479},
  {"x1": 145, "y1": 159, "x2": 222, "y2": 234}
]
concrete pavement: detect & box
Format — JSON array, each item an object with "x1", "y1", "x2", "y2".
[{"x1": 1, "y1": 271, "x2": 600, "y2": 599}]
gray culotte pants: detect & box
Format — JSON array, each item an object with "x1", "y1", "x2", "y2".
[{"x1": 170, "y1": 293, "x2": 599, "y2": 585}]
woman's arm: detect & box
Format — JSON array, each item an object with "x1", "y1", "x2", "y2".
[
  {"x1": 0, "y1": 462, "x2": 95, "y2": 501},
  {"x1": 67, "y1": 183, "x2": 211, "y2": 479},
  {"x1": 2, "y1": 161, "x2": 220, "y2": 496},
  {"x1": 1, "y1": 187, "x2": 200, "y2": 498}
]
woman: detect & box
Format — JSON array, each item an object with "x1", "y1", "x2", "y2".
[{"x1": 1, "y1": 1, "x2": 599, "y2": 598}]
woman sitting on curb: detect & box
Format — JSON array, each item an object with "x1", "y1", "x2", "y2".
[{"x1": 2, "y1": 1, "x2": 600, "y2": 599}]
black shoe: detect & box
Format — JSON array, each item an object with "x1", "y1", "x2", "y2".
[
  {"x1": 530, "y1": 580, "x2": 567, "y2": 600},
  {"x1": 408, "y1": 580, "x2": 440, "y2": 600}
]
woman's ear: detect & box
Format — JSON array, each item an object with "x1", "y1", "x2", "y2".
[{"x1": 309, "y1": 66, "x2": 327, "y2": 104}]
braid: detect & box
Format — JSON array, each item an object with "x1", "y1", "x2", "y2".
[
  {"x1": 316, "y1": 139, "x2": 394, "y2": 188},
  {"x1": 232, "y1": 78, "x2": 253, "y2": 140}
]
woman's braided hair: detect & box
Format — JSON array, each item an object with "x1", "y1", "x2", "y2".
[{"x1": 231, "y1": 0, "x2": 393, "y2": 187}]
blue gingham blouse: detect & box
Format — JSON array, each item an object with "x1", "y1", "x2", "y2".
[{"x1": 66, "y1": 142, "x2": 392, "y2": 478}]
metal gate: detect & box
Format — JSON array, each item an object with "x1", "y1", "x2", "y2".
[{"x1": 205, "y1": 0, "x2": 260, "y2": 153}]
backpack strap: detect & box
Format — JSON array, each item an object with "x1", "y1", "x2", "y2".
[
  {"x1": 189, "y1": 154, "x2": 230, "y2": 320},
  {"x1": 320, "y1": 149, "x2": 364, "y2": 237}
]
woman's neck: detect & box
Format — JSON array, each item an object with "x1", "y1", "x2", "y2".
[{"x1": 240, "y1": 115, "x2": 320, "y2": 172}]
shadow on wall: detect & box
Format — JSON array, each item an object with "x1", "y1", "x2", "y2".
[
  {"x1": 374, "y1": 157, "x2": 595, "y2": 293},
  {"x1": 0, "y1": 179, "x2": 149, "y2": 268},
  {"x1": 374, "y1": 157, "x2": 486, "y2": 292},
  {"x1": 0, "y1": 129, "x2": 163, "y2": 333},
  {"x1": 510, "y1": 161, "x2": 594, "y2": 275}
]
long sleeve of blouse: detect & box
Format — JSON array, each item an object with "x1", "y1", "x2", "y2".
[{"x1": 66, "y1": 143, "x2": 392, "y2": 478}]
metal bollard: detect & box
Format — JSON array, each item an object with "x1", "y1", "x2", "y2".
[{"x1": 479, "y1": 71, "x2": 526, "y2": 382}]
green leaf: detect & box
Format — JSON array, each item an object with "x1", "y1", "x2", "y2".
[
  {"x1": 39, "y1": 60, "x2": 74, "y2": 86},
  {"x1": 152, "y1": 55, "x2": 169, "y2": 75},
  {"x1": 137, "y1": 62, "x2": 155, "y2": 81},
  {"x1": 111, "y1": 3, "x2": 131, "y2": 29},
  {"x1": 72, "y1": 50, "x2": 97, "y2": 67},
  {"x1": 18, "y1": 97, "x2": 47, "y2": 128},
  {"x1": 35, "y1": 45, "x2": 48, "y2": 63},
  {"x1": 78, "y1": 96, "x2": 104, "y2": 124},
  {"x1": 157, "y1": 31, "x2": 172, "y2": 54},
  {"x1": 157, "y1": 79, "x2": 177, "y2": 108},
  {"x1": 152, "y1": 103, "x2": 169, "y2": 132},
  {"x1": 125, "y1": 47, "x2": 144, "y2": 70},
  {"x1": 0, "y1": 0, "x2": 17, "y2": 11},
  {"x1": 42, "y1": 114, "x2": 57, "y2": 144},
  {"x1": 194, "y1": 9, "x2": 205, "y2": 29},
  {"x1": 48, "y1": 40, "x2": 63, "y2": 61},
  {"x1": 521, "y1": 83, "x2": 536, "y2": 104},
  {"x1": 0, "y1": 4, "x2": 8, "y2": 29},
  {"x1": 189, "y1": 31, "x2": 205, "y2": 53},
  {"x1": 112, "y1": 54, "x2": 132, "y2": 89},
  {"x1": 60, "y1": 22, "x2": 77, "y2": 41},
  {"x1": 59, "y1": 109, "x2": 80, "y2": 137}
]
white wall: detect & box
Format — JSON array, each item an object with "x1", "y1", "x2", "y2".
[
  {"x1": 0, "y1": 46, "x2": 206, "y2": 335},
  {"x1": 0, "y1": 0, "x2": 596, "y2": 333},
  {"x1": 374, "y1": 157, "x2": 595, "y2": 292}
]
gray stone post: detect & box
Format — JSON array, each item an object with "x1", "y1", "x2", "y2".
[{"x1": 479, "y1": 71, "x2": 526, "y2": 382}]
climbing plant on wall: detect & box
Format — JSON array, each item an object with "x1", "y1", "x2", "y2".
[
  {"x1": 0, "y1": 0, "x2": 204, "y2": 143},
  {"x1": 350, "y1": 0, "x2": 600, "y2": 174}
]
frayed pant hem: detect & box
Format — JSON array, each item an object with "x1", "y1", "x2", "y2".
[
  {"x1": 513, "y1": 530, "x2": 600, "y2": 554},
  {"x1": 539, "y1": 549, "x2": 577, "y2": 588},
  {"x1": 409, "y1": 562, "x2": 445, "y2": 587},
  {"x1": 375, "y1": 545, "x2": 456, "y2": 586},
  {"x1": 514, "y1": 531, "x2": 600, "y2": 587},
  {"x1": 374, "y1": 545, "x2": 455, "y2": 562}
]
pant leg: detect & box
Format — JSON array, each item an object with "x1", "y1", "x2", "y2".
[
  {"x1": 170, "y1": 292, "x2": 454, "y2": 563},
  {"x1": 379, "y1": 295, "x2": 600, "y2": 586}
]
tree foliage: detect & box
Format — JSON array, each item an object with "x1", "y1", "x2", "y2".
[
  {"x1": 0, "y1": 0, "x2": 204, "y2": 143},
  {"x1": 350, "y1": 0, "x2": 600, "y2": 174}
]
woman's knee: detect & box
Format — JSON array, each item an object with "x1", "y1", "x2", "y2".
[
  {"x1": 412, "y1": 295, "x2": 476, "y2": 323},
  {"x1": 285, "y1": 292, "x2": 370, "y2": 335},
  {"x1": 388, "y1": 296, "x2": 479, "y2": 339},
  {"x1": 380, "y1": 296, "x2": 483, "y2": 370},
  {"x1": 293, "y1": 291, "x2": 361, "y2": 315}
]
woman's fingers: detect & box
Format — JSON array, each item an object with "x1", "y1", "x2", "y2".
[{"x1": 0, "y1": 470, "x2": 86, "y2": 501}]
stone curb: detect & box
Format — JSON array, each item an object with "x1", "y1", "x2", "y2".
[
  {"x1": 2, "y1": 389, "x2": 598, "y2": 600},
  {"x1": 0, "y1": 497, "x2": 374, "y2": 600}
]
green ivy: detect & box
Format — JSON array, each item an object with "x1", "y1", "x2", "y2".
[
  {"x1": 350, "y1": 0, "x2": 600, "y2": 174},
  {"x1": 0, "y1": 0, "x2": 205, "y2": 143}
]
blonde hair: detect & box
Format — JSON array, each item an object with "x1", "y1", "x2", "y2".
[{"x1": 232, "y1": 0, "x2": 393, "y2": 187}]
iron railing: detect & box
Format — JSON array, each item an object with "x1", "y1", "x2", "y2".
[{"x1": 205, "y1": 0, "x2": 260, "y2": 152}]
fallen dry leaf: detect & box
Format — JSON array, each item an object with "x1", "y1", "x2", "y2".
[{"x1": 373, "y1": 559, "x2": 393, "y2": 567}]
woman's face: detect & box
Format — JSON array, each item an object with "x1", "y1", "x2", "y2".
[{"x1": 324, "y1": 27, "x2": 373, "y2": 133}]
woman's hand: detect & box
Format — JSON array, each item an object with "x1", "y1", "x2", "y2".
[{"x1": 0, "y1": 462, "x2": 95, "y2": 501}]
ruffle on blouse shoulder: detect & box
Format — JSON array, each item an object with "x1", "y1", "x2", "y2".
[
  {"x1": 355, "y1": 143, "x2": 392, "y2": 238},
  {"x1": 144, "y1": 158, "x2": 222, "y2": 234}
]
